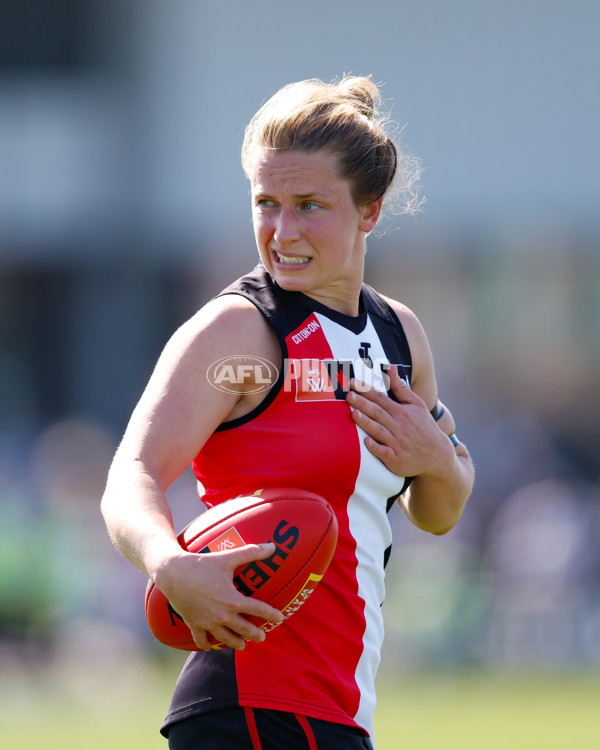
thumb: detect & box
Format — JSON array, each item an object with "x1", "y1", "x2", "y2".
[{"x1": 388, "y1": 365, "x2": 420, "y2": 404}]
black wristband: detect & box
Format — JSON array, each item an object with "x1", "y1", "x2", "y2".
[
  {"x1": 430, "y1": 399, "x2": 446, "y2": 422},
  {"x1": 432, "y1": 399, "x2": 459, "y2": 446}
]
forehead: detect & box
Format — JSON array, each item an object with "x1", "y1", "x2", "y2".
[{"x1": 250, "y1": 149, "x2": 345, "y2": 193}]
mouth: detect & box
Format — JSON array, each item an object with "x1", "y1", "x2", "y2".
[{"x1": 273, "y1": 250, "x2": 311, "y2": 266}]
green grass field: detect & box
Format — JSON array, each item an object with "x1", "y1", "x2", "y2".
[
  {"x1": 2, "y1": 667, "x2": 600, "y2": 749},
  {"x1": 374, "y1": 673, "x2": 600, "y2": 749}
]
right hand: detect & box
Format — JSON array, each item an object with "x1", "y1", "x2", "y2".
[{"x1": 153, "y1": 542, "x2": 284, "y2": 651}]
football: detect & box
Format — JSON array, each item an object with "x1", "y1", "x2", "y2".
[{"x1": 145, "y1": 487, "x2": 338, "y2": 650}]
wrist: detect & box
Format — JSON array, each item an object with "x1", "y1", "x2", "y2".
[
  {"x1": 145, "y1": 540, "x2": 188, "y2": 586},
  {"x1": 423, "y1": 431, "x2": 458, "y2": 482}
]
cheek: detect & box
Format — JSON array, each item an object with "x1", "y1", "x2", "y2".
[
  {"x1": 252, "y1": 215, "x2": 268, "y2": 239},
  {"x1": 253, "y1": 217, "x2": 274, "y2": 253},
  {"x1": 309, "y1": 218, "x2": 341, "y2": 249}
]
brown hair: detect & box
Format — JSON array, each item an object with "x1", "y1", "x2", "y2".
[{"x1": 241, "y1": 75, "x2": 422, "y2": 215}]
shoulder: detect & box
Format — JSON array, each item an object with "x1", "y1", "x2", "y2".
[
  {"x1": 161, "y1": 294, "x2": 281, "y2": 387},
  {"x1": 200, "y1": 291, "x2": 267, "y2": 325},
  {"x1": 379, "y1": 294, "x2": 438, "y2": 409},
  {"x1": 364, "y1": 284, "x2": 426, "y2": 349},
  {"x1": 136, "y1": 291, "x2": 278, "y2": 410},
  {"x1": 122, "y1": 293, "x2": 280, "y2": 481},
  {"x1": 379, "y1": 295, "x2": 426, "y2": 347}
]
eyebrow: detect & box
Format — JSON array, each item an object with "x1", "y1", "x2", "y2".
[{"x1": 253, "y1": 190, "x2": 329, "y2": 200}]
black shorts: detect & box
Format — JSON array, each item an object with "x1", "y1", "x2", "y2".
[{"x1": 166, "y1": 707, "x2": 375, "y2": 750}]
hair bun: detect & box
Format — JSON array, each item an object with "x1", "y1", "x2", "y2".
[{"x1": 337, "y1": 75, "x2": 380, "y2": 119}]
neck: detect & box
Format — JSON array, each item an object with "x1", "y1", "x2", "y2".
[{"x1": 302, "y1": 286, "x2": 362, "y2": 317}]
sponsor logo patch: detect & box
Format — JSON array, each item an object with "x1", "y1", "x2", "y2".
[{"x1": 201, "y1": 527, "x2": 246, "y2": 553}]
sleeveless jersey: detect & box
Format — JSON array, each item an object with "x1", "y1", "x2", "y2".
[{"x1": 161, "y1": 265, "x2": 412, "y2": 740}]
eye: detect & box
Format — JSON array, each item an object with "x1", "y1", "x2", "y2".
[
  {"x1": 301, "y1": 201, "x2": 320, "y2": 211},
  {"x1": 255, "y1": 197, "x2": 277, "y2": 209}
]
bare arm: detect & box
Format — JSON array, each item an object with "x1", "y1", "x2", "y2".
[
  {"x1": 101, "y1": 295, "x2": 283, "y2": 649},
  {"x1": 346, "y1": 300, "x2": 474, "y2": 534}
]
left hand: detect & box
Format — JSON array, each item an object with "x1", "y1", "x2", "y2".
[{"x1": 346, "y1": 365, "x2": 454, "y2": 479}]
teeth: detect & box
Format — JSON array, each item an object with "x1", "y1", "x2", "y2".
[{"x1": 276, "y1": 252, "x2": 309, "y2": 265}]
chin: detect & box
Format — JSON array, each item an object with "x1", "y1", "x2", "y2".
[
  {"x1": 271, "y1": 273, "x2": 310, "y2": 292},
  {"x1": 266, "y1": 262, "x2": 313, "y2": 291}
]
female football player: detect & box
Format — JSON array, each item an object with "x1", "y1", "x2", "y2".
[{"x1": 101, "y1": 75, "x2": 474, "y2": 749}]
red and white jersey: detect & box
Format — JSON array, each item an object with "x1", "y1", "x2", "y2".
[{"x1": 162, "y1": 265, "x2": 412, "y2": 739}]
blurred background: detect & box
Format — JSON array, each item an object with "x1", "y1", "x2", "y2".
[{"x1": 1, "y1": 1, "x2": 599, "y2": 747}]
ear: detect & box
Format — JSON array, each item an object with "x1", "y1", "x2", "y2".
[{"x1": 359, "y1": 199, "x2": 383, "y2": 233}]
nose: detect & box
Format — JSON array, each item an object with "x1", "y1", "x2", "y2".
[{"x1": 273, "y1": 206, "x2": 300, "y2": 248}]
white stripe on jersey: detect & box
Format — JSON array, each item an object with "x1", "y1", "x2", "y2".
[{"x1": 314, "y1": 313, "x2": 405, "y2": 739}]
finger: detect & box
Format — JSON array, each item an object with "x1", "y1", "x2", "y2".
[
  {"x1": 350, "y1": 377, "x2": 390, "y2": 404},
  {"x1": 204, "y1": 605, "x2": 279, "y2": 651},
  {"x1": 227, "y1": 613, "x2": 269, "y2": 644},
  {"x1": 189, "y1": 628, "x2": 214, "y2": 652},
  {"x1": 191, "y1": 611, "x2": 267, "y2": 651},
  {"x1": 204, "y1": 624, "x2": 249, "y2": 651},
  {"x1": 363, "y1": 435, "x2": 396, "y2": 463},
  {"x1": 388, "y1": 366, "x2": 422, "y2": 405},
  {"x1": 221, "y1": 542, "x2": 277, "y2": 570},
  {"x1": 348, "y1": 400, "x2": 395, "y2": 445},
  {"x1": 347, "y1": 385, "x2": 396, "y2": 425},
  {"x1": 232, "y1": 578, "x2": 284, "y2": 624},
  {"x1": 349, "y1": 377, "x2": 374, "y2": 396},
  {"x1": 239, "y1": 594, "x2": 284, "y2": 626},
  {"x1": 225, "y1": 544, "x2": 285, "y2": 624}
]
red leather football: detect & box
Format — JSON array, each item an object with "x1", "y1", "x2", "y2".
[{"x1": 145, "y1": 487, "x2": 338, "y2": 650}]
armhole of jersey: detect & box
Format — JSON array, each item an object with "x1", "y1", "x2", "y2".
[
  {"x1": 386, "y1": 475, "x2": 413, "y2": 513},
  {"x1": 363, "y1": 285, "x2": 413, "y2": 387},
  {"x1": 213, "y1": 290, "x2": 288, "y2": 432}
]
